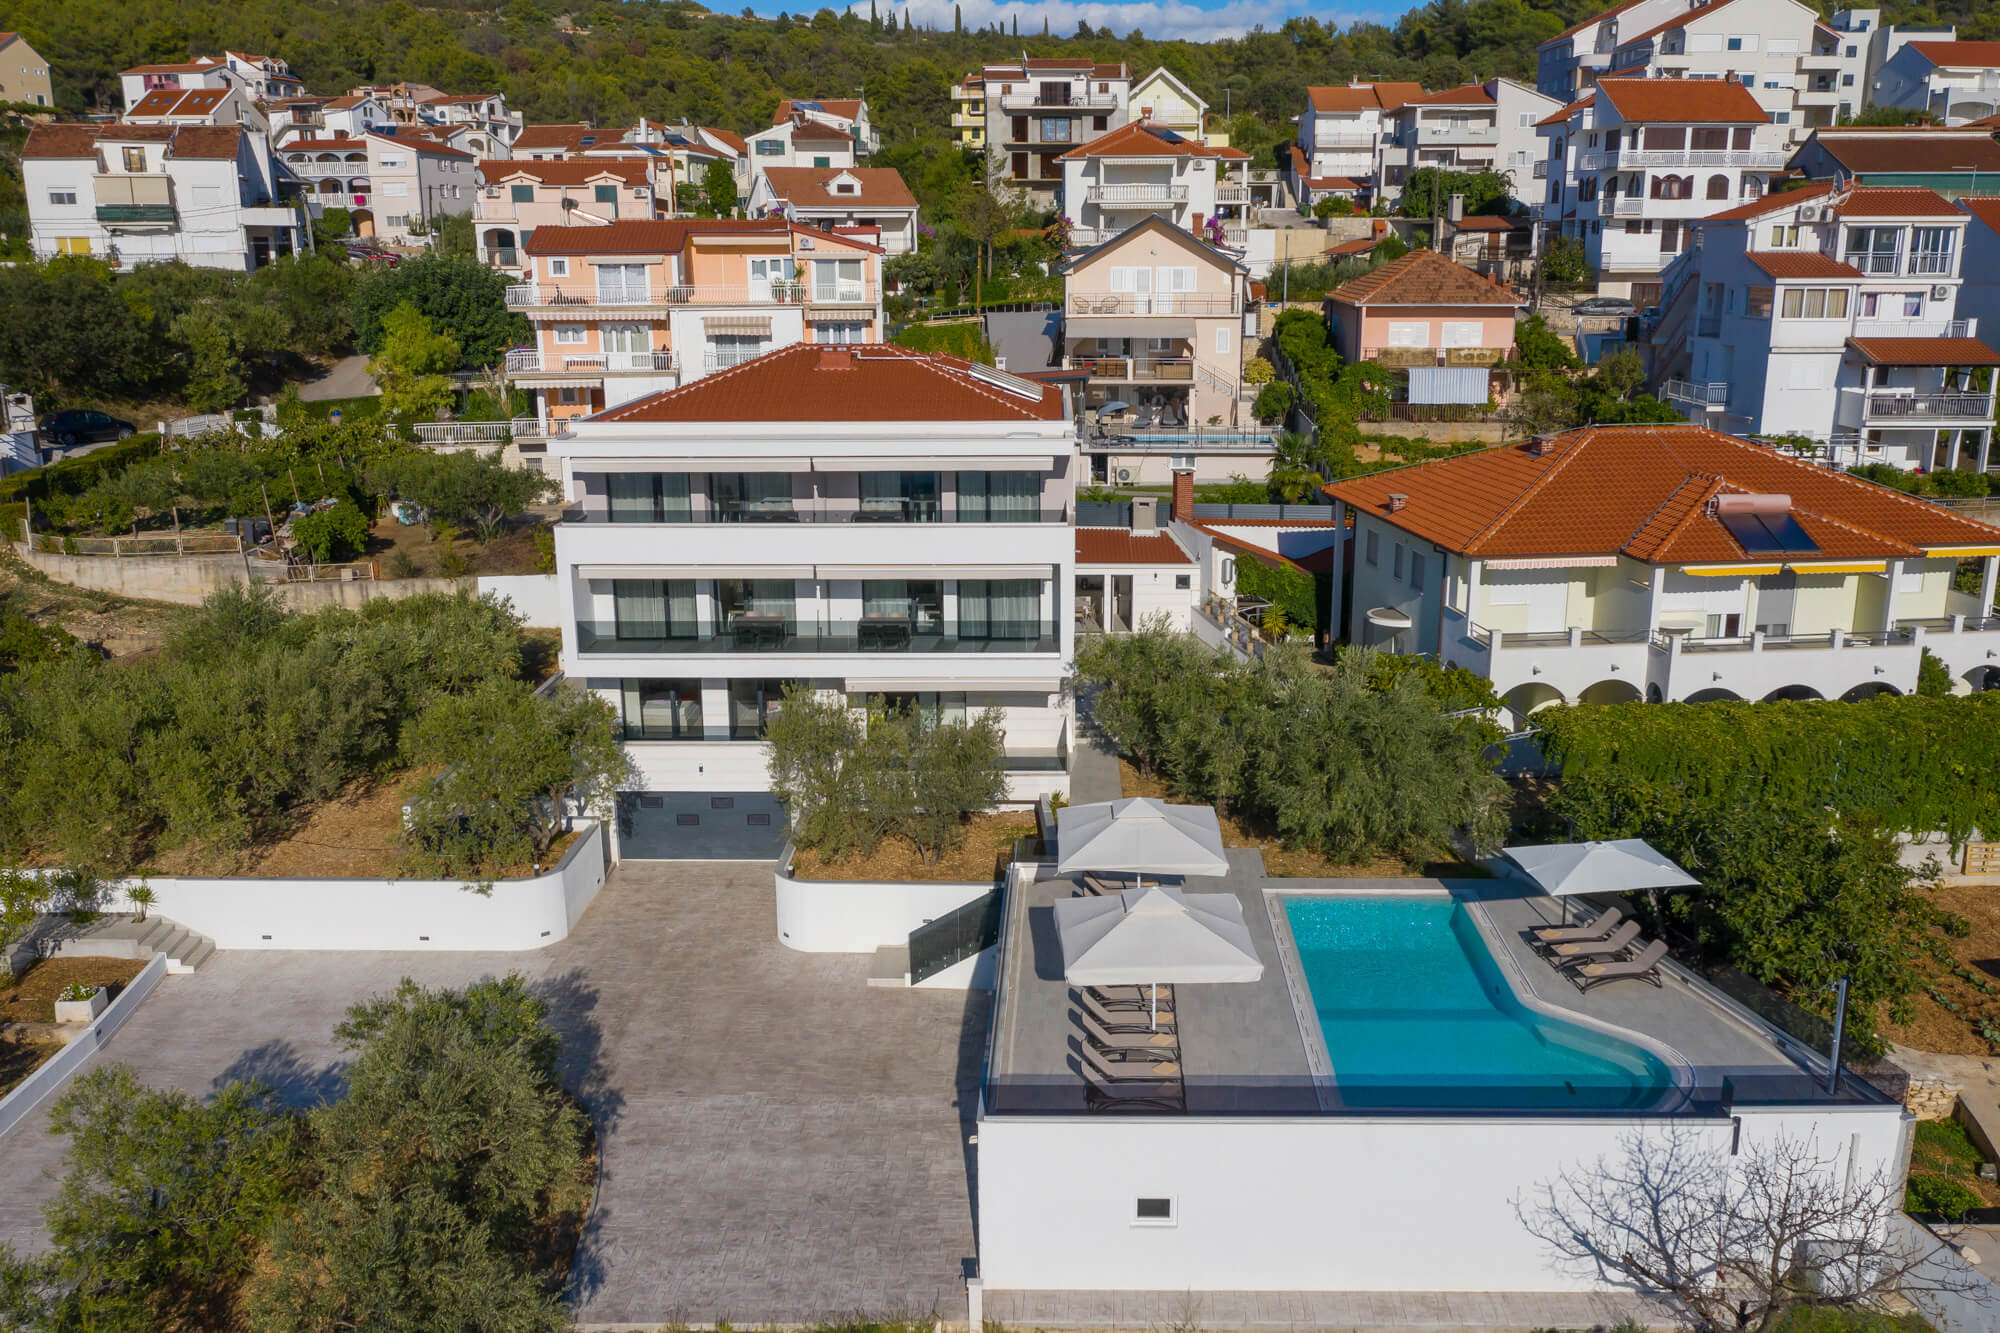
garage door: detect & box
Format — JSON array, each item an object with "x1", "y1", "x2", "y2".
[{"x1": 616, "y1": 791, "x2": 789, "y2": 860}]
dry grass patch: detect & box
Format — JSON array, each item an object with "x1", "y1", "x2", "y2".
[
  {"x1": 0, "y1": 956, "x2": 148, "y2": 1024},
  {"x1": 366, "y1": 513, "x2": 549, "y2": 579},
  {"x1": 0, "y1": 1030, "x2": 65, "y2": 1099},
  {"x1": 789, "y1": 812, "x2": 1036, "y2": 883}
]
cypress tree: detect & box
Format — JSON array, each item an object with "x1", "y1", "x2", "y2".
[
  {"x1": 953, "y1": 3, "x2": 962, "y2": 33},
  {"x1": 870, "y1": 0, "x2": 879, "y2": 29}
]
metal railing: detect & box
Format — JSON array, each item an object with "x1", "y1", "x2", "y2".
[
  {"x1": 998, "y1": 91, "x2": 1117, "y2": 111},
  {"x1": 505, "y1": 349, "x2": 677, "y2": 374},
  {"x1": 1065, "y1": 355, "x2": 1194, "y2": 381},
  {"x1": 1850, "y1": 317, "x2": 1971, "y2": 340},
  {"x1": 286, "y1": 160, "x2": 369, "y2": 176},
  {"x1": 27, "y1": 532, "x2": 243, "y2": 558},
  {"x1": 1574, "y1": 150, "x2": 1617, "y2": 172},
  {"x1": 1865, "y1": 393, "x2": 1993, "y2": 419},
  {"x1": 1066, "y1": 293, "x2": 1241, "y2": 317},
  {"x1": 1087, "y1": 183, "x2": 1190, "y2": 206},
  {"x1": 568, "y1": 503, "x2": 1068, "y2": 525},
  {"x1": 506, "y1": 282, "x2": 825, "y2": 309},
  {"x1": 1606, "y1": 196, "x2": 1647, "y2": 216},
  {"x1": 1663, "y1": 379, "x2": 1728, "y2": 408},
  {"x1": 908, "y1": 890, "x2": 1003, "y2": 985},
  {"x1": 1215, "y1": 184, "x2": 1251, "y2": 204},
  {"x1": 412, "y1": 417, "x2": 566, "y2": 446},
  {"x1": 575, "y1": 619, "x2": 1060, "y2": 655},
  {"x1": 1618, "y1": 149, "x2": 1786, "y2": 169}
]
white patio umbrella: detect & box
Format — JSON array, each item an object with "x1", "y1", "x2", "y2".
[
  {"x1": 1055, "y1": 796, "x2": 1231, "y2": 886},
  {"x1": 1054, "y1": 882, "x2": 1264, "y2": 1026},
  {"x1": 1501, "y1": 839, "x2": 1700, "y2": 923}
]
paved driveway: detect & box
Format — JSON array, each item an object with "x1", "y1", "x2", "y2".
[{"x1": 0, "y1": 864, "x2": 987, "y2": 1324}]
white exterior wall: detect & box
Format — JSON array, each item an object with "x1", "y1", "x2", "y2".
[
  {"x1": 976, "y1": 1105, "x2": 1909, "y2": 1293},
  {"x1": 1077, "y1": 560, "x2": 1196, "y2": 632},
  {"x1": 773, "y1": 864, "x2": 991, "y2": 952}
]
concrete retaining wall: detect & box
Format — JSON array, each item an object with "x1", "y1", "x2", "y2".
[
  {"x1": 773, "y1": 854, "x2": 992, "y2": 953},
  {"x1": 0, "y1": 952, "x2": 168, "y2": 1142},
  {"x1": 475, "y1": 573, "x2": 558, "y2": 627},
  {"x1": 13, "y1": 542, "x2": 461, "y2": 609},
  {"x1": 100, "y1": 822, "x2": 608, "y2": 952}
]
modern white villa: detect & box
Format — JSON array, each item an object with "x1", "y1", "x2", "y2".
[
  {"x1": 1321, "y1": 424, "x2": 2000, "y2": 718},
  {"x1": 543, "y1": 343, "x2": 1079, "y2": 859}
]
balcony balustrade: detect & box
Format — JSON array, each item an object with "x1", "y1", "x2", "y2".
[{"x1": 576, "y1": 618, "x2": 1059, "y2": 655}]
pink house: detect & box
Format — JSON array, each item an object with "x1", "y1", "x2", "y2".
[{"x1": 1323, "y1": 248, "x2": 1522, "y2": 367}]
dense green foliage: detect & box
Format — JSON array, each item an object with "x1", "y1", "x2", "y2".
[
  {"x1": 348, "y1": 255, "x2": 528, "y2": 368},
  {"x1": 289, "y1": 498, "x2": 371, "y2": 562},
  {"x1": 1233, "y1": 553, "x2": 1320, "y2": 633},
  {"x1": 0, "y1": 584, "x2": 537, "y2": 867},
  {"x1": 1397, "y1": 167, "x2": 1513, "y2": 220},
  {"x1": 765, "y1": 686, "x2": 1009, "y2": 864},
  {"x1": 366, "y1": 448, "x2": 555, "y2": 540},
  {"x1": 0, "y1": 256, "x2": 355, "y2": 409},
  {"x1": 0, "y1": 977, "x2": 586, "y2": 1332},
  {"x1": 1849, "y1": 462, "x2": 1997, "y2": 498},
  {"x1": 888, "y1": 319, "x2": 994, "y2": 363},
  {"x1": 1077, "y1": 627, "x2": 1507, "y2": 865},
  {"x1": 1538, "y1": 694, "x2": 2000, "y2": 843}
]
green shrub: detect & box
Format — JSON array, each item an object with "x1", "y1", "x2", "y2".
[
  {"x1": 1252, "y1": 381, "x2": 1294, "y2": 422},
  {"x1": 1771, "y1": 1309, "x2": 1933, "y2": 1333},
  {"x1": 1905, "y1": 1171, "x2": 1981, "y2": 1220},
  {"x1": 290, "y1": 499, "x2": 371, "y2": 563},
  {"x1": 890, "y1": 321, "x2": 994, "y2": 364},
  {"x1": 1235, "y1": 554, "x2": 1320, "y2": 632},
  {"x1": 1915, "y1": 1116, "x2": 1985, "y2": 1170}
]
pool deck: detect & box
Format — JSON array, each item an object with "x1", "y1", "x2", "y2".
[{"x1": 988, "y1": 852, "x2": 1843, "y2": 1117}]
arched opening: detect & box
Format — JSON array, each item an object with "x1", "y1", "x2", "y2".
[
  {"x1": 1966, "y1": 665, "x2": 2000, "y2": 693},
  {"x1": 351, "y1": 209, "x2": 375, "y2": 238},
  {"x1": 1739, "y1": 176, "x2": 1763, "y2": 200},
  {"x1": 484, "y1": 228, "x2": 516, "y2": 249},
  {"x1": 1841, "y1": 681, "x2": 1901, "y2": 701},
  {"x1": 1646, "y1": 683, "x2": 1664, "y2": 703},
  {"x1": 1578, "y1": 679, "x2": 1643, "y2": 706},
  {"x1": 1501, "y1": 681, "x2": 1567, "y2": 727},
  {"x1": 1682, "y1": 687, "x2": 1745, "y2": 703},
  {"x1": 1762, "y1": 684, "x2": 1825, "y2": 702},
  {"x1": 1706, "y1": 174, "x2": 1729, "y2": 200},
  {"x1": 316, "y1": 178, "x2": 343, "y2": 195}
]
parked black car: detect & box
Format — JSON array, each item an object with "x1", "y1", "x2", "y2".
[{"x1": 40, "y1": 409, "x2": 136, "y2": 448}]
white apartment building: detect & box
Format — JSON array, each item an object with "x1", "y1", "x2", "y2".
[
  {"x1": 1377, "y1": 79, "x2": 1561, "y2": 206},
  {"x1": 1671, "y1": 182, "x2": 1995, "y2": 472},
  {"x1": 770, "y1": 98, "x2": 877, "y2": 155},
  {"x1": 543, "y1": 342, "x2": 1077, "y2": 855},
  {"x1": 747, "y1": 167, "x2": 920, "y2": 256},
  {"x1": 743, "y1": 115, "x2": 858, "y2": 189},
  {"x1": 1537, "y1": 77, "x2": 1786, "y2": 301},
  {"x1": 1290, "y1": 81, "x2": 1423, "y2": 206},
  {"x1": 1873, "y1": 40, "x2": 2000, "y2": 125},
  {"x1": 23, "y1": 122, "x2": 304, "y2": 270},
  {"x1": 1056, "y1": 120, "x2": 1250, "y2": 250},
  {"x1": 118, "y1": 57, "x2": 239, "y2": 111},
  {"x1": 222, "y1": 50, "x2": 301, "y2": 100},
  {"x1": 1536, "y1": 0, "x2": 1694, "y2": 101},
  {"x1": 974, "y1": 58, "x2": 1134, "y2": 205},
  {"x1": 1601, "y1": 0, "x2": 1834, "y2": 140}
]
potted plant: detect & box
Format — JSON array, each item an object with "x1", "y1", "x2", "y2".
[{"x1": 54, "y1": 982, "x2": 108, "y2": 1024}]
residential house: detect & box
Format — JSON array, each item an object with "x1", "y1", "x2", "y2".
[
  {"x1": 1872, "y1": 40, "x2": 2000, "y2": 125},
  {"x1": 1058, "y1": 216, "x2": 1253, "y2": 434},
  {"x1": 279, "y1": 130, "x2": 473, "y2": 242},
  {"x1": 743, "y1": 114, "x2": 858, "y2": 189},
  {"x1": 514, "y1": 123, "x2": 614, "y2": 159},
  {"x1": 748, "y1": 166, "x2": 919, "y2": 255},
  {"x1": 543, "y1": 342, "x2": 1077, "y2": 854},
  {"x1": 1127, "y1": 67, "x2": 1215, "y2": 145},
  {"x1": 771, "y1": 98, "x2": 877, "y2": 155},
  {"x1": 949, "y1": 72, "x2": 987, "y2": 149},
  {"x1": 123, "y1": 86, "x2": 267, "y2": 133},
  {"x1": 975, "y1": 58, "x2": 1134, "y2": 205},
  {"x1": 1535, "y1": 0, "x2": 1694, "y2": 102},
  {"x1": 118, "y1": 57, "x2": 239, "y2": 111},
  {"x1": 1599, "y1": 0, "x2": 1834, "y2": 139},
  {"x1": 1672, "y1": 183, "x2": 1993, "y2": 472},
  {"x1": 1536, "y1": 77, "x2": 1785, "y2": 302},
  {"x1": 1056, "y1": 119, "x2": 1250, "y2": 251},
  {"x1": 0, "y1": 32, "x2": 53, "y2": 107},
  {"x1": 319, "y1": 94, "x2": 386, "y2": 140},
  {"x1": 1787, "y1": 126, "x2": 2000, "y2": 196},
  {"x1": 507, "y1": 217, "x2": 885, "y2": 421},
  {"x1": 1290, "y1": 81, "x2": 1425, "y2": 207},
  {"x1": 1324, "y1": 249, "x2": 1521, "y2": 417},
  {"x1": 1378, "y1": 79, "x2": 1560, "y2": 206},
  {"x1": 423, "y1": 92, "x2": 523, "y2": 153},
  {"x1": 1442, "y1": 214, "x2": 1535, "y2": 278},
  {"x1": 350, "y1": 81, "x2": 447, "y2": 125},
  {"x1": 1957, "y1": 195, "x2": 2000, "y2": 342},
  {"x1": 23, "y1": 122, "x2": 304, "y2": 270},
  {"x1": 222, "y1": 51, "x2": 301, "y2": 100},
  {"x1": 474, "y1": 158, "x2": 657, "y2": 270},
  {"x1": 1074, "y1": 506, "x2": 1197, "y2": 635},
  {"x1": 1828, "y1": 8, "x2": 1957, "y2": 112},
  {"x1": 1323, "y1": 424, "x2": 2000, "y2": 714},
  {"x1": 618, "y1": 121, "x2": 745, "y2": 202}
]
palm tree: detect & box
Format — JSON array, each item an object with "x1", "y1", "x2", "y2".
[{"x1": 1267, "y1": 430, "x2": 1329, "y2": 504}]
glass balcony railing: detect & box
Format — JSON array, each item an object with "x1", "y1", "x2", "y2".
[
  {"x1": 570, "y1": 504, "x2": 1067, "y2": 525},
  {"x1": 576, "y1": 619, "x2": 1059, "y2": 655}
]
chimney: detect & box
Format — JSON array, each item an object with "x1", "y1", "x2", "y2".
[
  {"x1": 1526, "y1": 435, "x2": 1558, "y2": 457},
  {"x1": 1386, "y1": 493, "x2": 1408, "y2": 512},
  {"x1": 815, "y1": 345, "x2": 856, "y2": 371},
  {"x1": 1131, "y1": 496, "x2": 1159, "y2": 532},
  {"x1": 1171, "y1": 467, "x2": 1195, "y2": 523}
]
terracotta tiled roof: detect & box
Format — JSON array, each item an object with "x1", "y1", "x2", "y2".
[
  {"x1": 1911, "y1": 40, "x2": 2000, "y2": 68},
  {"x1": 433, "y1": 92, "x2": 499, "y2": 104},
  {"x1": 161, "y1": 125, "x2": 241, "y2": 158},
  {"x1": 323, "y1": 94, "x2": 370, "y2": 110},
  {"x1": 122, "y1": 58, "x2": 224, "y2": 75},
  {"x1": 1286, "y1": 145, "x2": 1364, "y2": 190},
  {"x1": 1092, "y1": 63, "x2": 1127, "y2": 78},
  {"x1": 1808, "y1": 129, "x2": 2000, "y2": 175},
  {"x1": 1328, "y1": 249, "x2": 1523, "y2": 307},
  {"x1": 1057, "y1": 120, "x2": 1247, "y2": 161},
  {"x1": 1747, "y1": 251, "x2": 1864, "y2": 280},
  {"x1": 0, "y1": 32, "x2": 18, "y2": 46},
  {"x1": 1593, "y1": 77, "x2": 1768, "y2": 124},
  {"x1": 1076, "y1": 529, "x2": 1193, "y2": 566},
  {"x1": 367, "y1": 131, "x2": 470, "y2": 158},
  {"x1": 1405, "y1": 83, "x2": 1495, "y2": 107},
  {"x1": 1968, "y1": 113, "x2": 2000, "y2": 130},
  {"x1": 1616, "y1": 0, "x2": 1746, "y2": 48},
  {"x1": 22, "y1": 122, "x2": 240, "y2": 159},
  {"x1": 760, "y1": 166, "x2": 916, "y2": 209},
  {"x1": 513, "y1": 123, "x2": 611, "y2": 153},
  {"x1": 1324, "y1": 235, "x2": 1384, "y2": 256},
  {"x1": 1698, "y1": 180, "x2": 1837, "y2": 223},
  {"x1": 1959, "y1": 195, "x2": 2000, "y2": 233},
  {"x1": 773, "y1": 98, "x2": 863, "y2": 123},
  {"x1": 787, "y1": 121, "x2": 854, "y2": 144},
  {"x1": 1537, "y1": 94, "x2": 1593, "y2": 128},
  {"x1": 1306, "y1": 83, "x2": 1425, "y2": 114},
  {"x1": 478, "y1": 158, "x2": 649, "y2": 187},
  {"x1": 1830, "y1": 186, "x2": 1964, "y2": 218},
  {"x1": 283, "y1": 137, "x2": 370, "y2": 152},
  {"x1": 127, "y1": 88, "x2": 230, "y2": 119},
  {"x1": 594, "y1": 344, "x2": 1064, "y2": 424},
  {"x1": 523, "y1": 217, "x2": 791, "y2": 255},
  {"x1": 1847, "y1": 337, "x2": 2000, "y2": 367},
  {"x1": 705, "y1": 127, "x2": 747, "y2": 155},
  {"x1": 1323, "y1": 425, "x2": 2000, "y2": 561},
  {"x1": 1452, "y1": 215, "x2": 1520, "y2": 231}
]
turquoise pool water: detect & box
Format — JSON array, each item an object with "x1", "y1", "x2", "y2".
[{"x1": 1283, "y1": 896, "x2": 1675, "y2": 1111}]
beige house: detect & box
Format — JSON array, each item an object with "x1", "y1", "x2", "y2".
[
  {"x1": 0, "y1": 32, "x2": 53, "y2": 108},
  {"x1": 1060, "y1": 216, "x2": 1252, "y2": 430},
  {"x1": 1128, "y1": 68, "x2": 1218, "y2": 146}
]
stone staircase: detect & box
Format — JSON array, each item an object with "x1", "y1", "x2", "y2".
[
  {"x1": 866, "y1": 943, "x2": 911, "y2": 988},
  {"x1": 54, "y1": 914, "x2": 216, "y2": 974}
]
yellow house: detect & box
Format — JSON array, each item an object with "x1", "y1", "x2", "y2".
[{"x1": 1129, "y1": 67, "x2": 1221, "y2": 147}]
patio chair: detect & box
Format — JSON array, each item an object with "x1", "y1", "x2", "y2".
[
  {"x1": 1085, "y1": 983, "x2": 1174, "y2": 1012},
  {"x1": 1542, "y1": 919, "x2": 1641, "y2": 963},
  {"x1": 1529, "y1": 905, "x2": 1626, "y2": 948},
  {"x1": 1079, "y1": 871, "x2": 1127, "y2": 897},
  {"x1": 1082, "y1": 1045, "x2": 1181, "y2": 1082},
  {"x1": 1076, "y1": 1007, "x2": 1179, "y2": 1049},
  {"x1": 1565, "y1": 938, "x2": 1670, "y2": 992},
  {"x1": 1077, "y1": 990, "x2": 1176, "y2": 1033}
]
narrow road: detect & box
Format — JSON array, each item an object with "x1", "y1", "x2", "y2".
[{"x1": 296, "y1": 354, "x2": 378, "y2": 401}]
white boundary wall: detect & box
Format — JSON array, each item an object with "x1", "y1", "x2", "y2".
[
  {"x1": 103, "y1": 822, "x2": 608, "y2": 952},
  {"x1": 976, "y1": 1104, "x2": 1910, "y2": 1293},
  {"x1": 1894, "y1": 1215, "x2": 2000, "y2": 1333},
  {"x1": 773, "y1": 855, "x2": 991, "y2": 953},
  {"x1": 475, "y1": 573, "x2": 559, "y2": 627},
  {"x1": 0, "y1": 952, "x2": 169, "y2": 1142}
]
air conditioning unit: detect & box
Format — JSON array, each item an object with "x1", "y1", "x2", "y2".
[
  {"x1": 1797, "y1": 205, "x2": 1824, "y2": 222},
  {"x1": 1115, "y1": 467, "x2": 1136, "y2": 484},
  {"x1": 798, "y1": 235, "x2": 816, "y2": 248},
  {"x1": 1933, "y1": 285, "x2": 1951, "y2": 301}
]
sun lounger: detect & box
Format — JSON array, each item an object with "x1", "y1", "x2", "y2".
[
  {"x1": 1079, "y1": 871, "x2": 1127, "y2": 896},
  {"x1": 1084, "y1": 1079, "x2": 1185, "y2": 1113},
  {"x1": 1542, "y1": 919, "x2": 1640, "y2": 962},
  {"x1": 1077, "y1": 1003, "x2": 1178, "y2": 1042},
  {"x1": 1529, "y1": 905, "x2": 1625, "y2": 946},
  {"x1": 1085, "y1": 984, "x2": 1173, "y2": 1011},
  {"x1": 1082, "y1": 1045, "x2": 1180, "y2": 1082},
  {"x1": 1566, "y1": 938, "x2": 1670, "y2": 991},
  {"x1": 1079, "y1": 995, "x2": 1176, "y2": 1036}
]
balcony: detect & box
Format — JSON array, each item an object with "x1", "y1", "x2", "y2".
[
  {"x1": 1799, "y1": 49, "x2": 1846, "y2": 70},
  {"x1": 575, "y1": 618, "x2": 1059, "y2": 656},
  {"x1": 951, "y1": 111, "x2": 984, "y2": 129},
  {"x1": 1087, "y1": 182, "x2": 1189, "y2": 207},
  {"x1": 506, "y1": 282, "x2": 821, "y2": 310},
  {"x1": 1606, "y1": 195, "x2": 1647, "y2": 217},
  {"x1": 1215, "y1": 184, "x2": 1251, "y2": 205},
  {"x1": 1065, "y1": 355, "x2": 1194, "y2": 382},
  {"x1": 506, "y1": 349, "x2": 678, "y2": 375},
  {"x1": 1851, "y1": 317, "x2": 1971, "y2": 340},
  {"x1": 93, "y1": 174, "x2": 173, "y2": 228},
  {"x1": 1617, "y1": 149, "x2": 1787, "y2": 169},
  {"x1": 1416, "y1": 124, "x2": 1497, "y2": 143},
  {"x1": 95, "y1": 203, "x2": 176, "y2": 225},
  {"x1": 412, "y1": 417, "x2": 568, "y2": 446},
  {"x1": 1664, "y1": 379, "x2": 1728, "y2": 408},
  {"x1": 1574, "y1": 150, "x2": 1617, "y2": 172},
  {"x1": 1864, "y1": 392, "x2": 1995, "y2": 422},
  {"x1": 999, "y1": 91, "x2": 1117, "y2": 111},
  {"x1": 287, "y1": 159, "x2": 370, "y2": 176},
  {"x1": 1066, "y1": 292, "x2": 1241, "y2": 317},
  {"x1": 565, "y1": 503, "x2": 1069, "y2": 526},
  {"x1": 1310, "y1": 130, "x2": 1378, "y2": 148}
]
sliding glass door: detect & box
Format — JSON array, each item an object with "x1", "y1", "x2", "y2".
[
  {"x1": 957, "y1": 471, "x2": 1040, "y2": 522},
  {"x1": 606, "y1": 472, "x2": 691, "y2": 523},
  {"x1": 611, "y1": 579, "x2": 697, "y2": 643},
  {"x1": 957, "y1": 579, "x2": 1043, "y2": 641}
]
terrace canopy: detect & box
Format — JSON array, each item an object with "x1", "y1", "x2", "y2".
[
  {"x1": 1501, "y1": 839, "x2": 1699, "y2": 898},
  {"x1": 1054, "y1": 796, "x2": 1230, "y2": 881},
  {"x1": 1054, "y1": 882, "x2": 1264, "y2": 1024}
]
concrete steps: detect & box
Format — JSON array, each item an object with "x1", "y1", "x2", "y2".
[
  {"x1": 55, "y1": 914, "x2": 215, "y2": 974},
  {"x1": 866, "y1": 943, "x2": 911, "y2": 988}
]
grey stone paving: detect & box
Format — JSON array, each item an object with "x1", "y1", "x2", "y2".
[
  {"x1": 296, "y1": 353, "x2": 379, "y2": 401},
  {"x1": 1069, "y1": 689, "x2": 1125, "y2": 805},
  {"x1": 0, "y1": 863, "x2": 986, "y2": 1325},
  {"x1": 982, "y1": 1285, "x2": 1669, "y2": 1330}
]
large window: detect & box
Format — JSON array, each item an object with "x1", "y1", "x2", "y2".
[
  {"x1": 708, "y1": 335, "x2": 769, "y2": 367},
  {"x1": 611, "y1": 579, "x2": 697, "y2": 642},
  {"x1": 1911, "y1": 226, "x2": 1956, "y2": 276},
  {"x1": 728, "y1": 679, "x2": 795, "y2": 738},
  {"x1": 620, "y1": 679, "x2": 703, "y2": 740},
  {"x1": 606, "y1": 472, "x2": 691, "y2": 523},
  {"x1": 863, "y1": 691, "x2": 967, "y2": 728},
  {"x1": 1843, "y1": 226, "x2": 1901, "y2": 275},
  {"x1": 958, "y1": 579, "x2": 1043, "y2": 641},
  {"x1": 714, "y1": 580, "x2": 795, "y2": 635},
  {"x1": 858, "y1": 471, "x2": 941, "y2": 522},
  {"x1": 708, "y1": 472, "x2": 794, "y2": 521},
  {"x1": 861, "y1": 580, "x2": 944, "y2": 636},
  {"x1": 1779, "y1": 286, "x2": 1850, "y2": 319},
  {"x1": 510, "y1": 183, "x2": 534, "y2": 203},
  {"x1": 812, "y1": 258, "x2": 865, "y2": 302},
  {"x1": 957, "y1": 470, "x2": 1040, "y2": 522},
  {"x1": 1039, "y1": 116, "x2": 1072, "y2": 143}
]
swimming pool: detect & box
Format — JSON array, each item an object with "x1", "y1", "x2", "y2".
[{"x1": 1282, "y1": 895, "x2": 1676, "y2": 1112}]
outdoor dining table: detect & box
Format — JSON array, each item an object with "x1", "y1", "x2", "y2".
[
  {"x1": 729, "y1": 612, "x2": 788, "y2": 648},
  {"x1": 857, "y1": 611, "x2": 912, "y2": 651}
]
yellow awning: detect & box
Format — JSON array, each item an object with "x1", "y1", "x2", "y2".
[
  {"x1": 1680, "y1": 564, "x2": 1781, "y2": 577},
  {"x1": 1923, "y1": 546, "x2": 2000, "y2": 558},
  {"x1": 1787, "y1": 561, "x2": 1885, "y2": 574}
]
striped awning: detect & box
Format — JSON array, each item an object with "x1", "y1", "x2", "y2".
[
  {"x1": 805, "y1": 306, "x2": 871, "y2": 322},
  {"x1": 1484, "y1": 555, "x2": 1619, "y2": 570},
  {"x1": 704, "y1": 316, "x2": 773, "y2": 335},
  {"x1": 1408, "y1": 366, "x2": 1491, "y2": 406}
]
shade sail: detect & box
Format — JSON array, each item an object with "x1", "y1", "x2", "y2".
[
  {"x1": 1055, "y1": 797, "x2": 1230, "y2": 878},
  {"x1": 1501, "y1": 839, "x2": 1699, "y2": 898},
  {"x1": 1053, "y1": 883, "x2": 1264, "y2": 985}
]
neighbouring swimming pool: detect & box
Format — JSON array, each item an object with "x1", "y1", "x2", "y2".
[{"x1": 1282, "y1": 896, "x2": 1676, "y2": 1112}]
